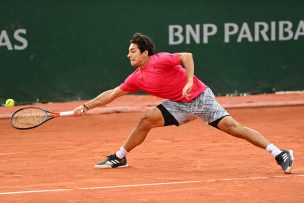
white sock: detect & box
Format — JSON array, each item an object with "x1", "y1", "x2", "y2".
[
  {"x1": 116, "y1": 147, "x2": 128, "y2": 159},
  {"x1": 266, "y1": 144, "x2": 282, "y2": 157}
]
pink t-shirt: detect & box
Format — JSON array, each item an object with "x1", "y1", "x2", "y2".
[{"x1": 120, "y1": 52, "x2": 207, "y2": 102}]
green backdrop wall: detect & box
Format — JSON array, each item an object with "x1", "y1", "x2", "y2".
[{"x1": 1, "y1": 0, "x2": 303, "y2": 103}]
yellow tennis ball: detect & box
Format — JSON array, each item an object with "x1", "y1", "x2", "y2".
[{"x1": 5, "y1": 99, "x2": 15, "y2": 107}]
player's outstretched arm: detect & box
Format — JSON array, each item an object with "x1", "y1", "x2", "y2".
[{"x1": 73, "y1": 86, "x2": 129, "y2": 115}]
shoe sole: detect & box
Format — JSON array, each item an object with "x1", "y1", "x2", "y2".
[
  {"x1": 284, "y1": 150, "x2": 294, "y2": 174},
  {"x1": 94, "y1": 164, "x2": 129, "y2": 169}
]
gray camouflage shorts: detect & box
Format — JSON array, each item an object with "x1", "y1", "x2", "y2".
[{"x1": 157, "y1": 87, "x2": 229, "y2": 127}]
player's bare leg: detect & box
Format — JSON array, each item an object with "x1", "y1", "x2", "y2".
[
  {"x1": 94, "y1": 107, "x2": 164, "y2": 169},
  {"x1": 122, "y1": 107, "x2": 165, "y2": 152},
  {"x1": 217, "y1": 116, "x2": 294, "y2": 173},
  {"x1": 217, "y1": 116, "x2": 270, "y2": 149}
]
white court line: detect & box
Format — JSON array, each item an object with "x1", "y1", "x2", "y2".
[
  {"x1": 0, "y1": 174, "x2": 303, "y2": 195},
  {"x1": 1, "y1": 189, "x2": 73, "y2": 195}
]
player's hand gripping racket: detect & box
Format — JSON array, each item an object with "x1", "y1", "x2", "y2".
[{"x1": 10, "y1": 106, "x2": 74, "y2": 130}]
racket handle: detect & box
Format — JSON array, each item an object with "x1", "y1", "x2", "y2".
[{"x1": 59, "y1": 111, "x2": 74, "y2": 117}]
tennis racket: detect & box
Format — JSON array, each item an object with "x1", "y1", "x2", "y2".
[{"x1": 10, "y1": 106, "x2": 74, "y2": 130}]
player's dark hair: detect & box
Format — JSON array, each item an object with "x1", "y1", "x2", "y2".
[{"x1": 130, "y1": 33, "x2": 155, "y2": 56}]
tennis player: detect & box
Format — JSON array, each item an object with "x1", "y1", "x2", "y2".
[{"x1": 73, "y1": 33, "x2": 294, "y2": 173}]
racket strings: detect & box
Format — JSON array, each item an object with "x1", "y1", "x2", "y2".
[{"x1": 11, "y1": 109, "x2": 48, "y2": 129}]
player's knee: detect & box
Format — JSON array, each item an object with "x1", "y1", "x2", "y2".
[
  {"x1": 138, "y1": 109, "x2": 162, "y2": 129},
  {"x1": 138, "y1": 112, "x2": 153, "y2": 129}
]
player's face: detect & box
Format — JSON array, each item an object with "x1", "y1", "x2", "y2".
[{"x1": 127, "y1": 43, "x2": 148, "y2": 68}]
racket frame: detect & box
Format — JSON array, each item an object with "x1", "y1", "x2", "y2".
[{"x1": 10, "y1": 106, "x2": 74, "y2": 130}]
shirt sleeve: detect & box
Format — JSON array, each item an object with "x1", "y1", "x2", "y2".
[
  {"x1": 119, "y1": 72, "x2": 138, "y2": 93},
  {"x1": 155, "y1": 52, "x2": 180, "y2": 68}
]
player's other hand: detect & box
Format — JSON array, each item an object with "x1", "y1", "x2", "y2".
[
  {"x1": 73, "y1": 105, "x2": 88, "y2": 116},
  {"x1": 182, "y1": 81, "x2": 193, "y2": 100}
]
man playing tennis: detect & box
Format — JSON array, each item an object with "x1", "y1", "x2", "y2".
[{"x1": 73, "y1": 33, "x2": 294, "y2": 173}]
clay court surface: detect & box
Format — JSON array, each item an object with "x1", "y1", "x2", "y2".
[{"x1": 0, "y1": 94, "x2": 304, "y2": 202}]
